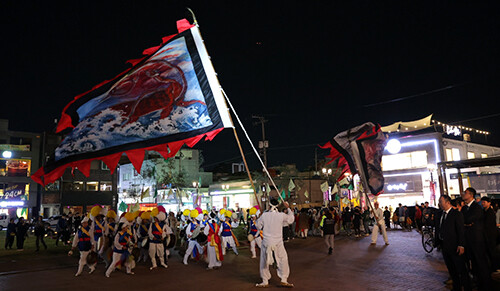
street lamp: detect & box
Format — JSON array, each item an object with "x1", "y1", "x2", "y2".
[
  {"x1": 322, "y1": 168, "x2": 332, "y2": 176},
  {"x1": 222, "y1": 184, "x2": 229, "y2": 191}
]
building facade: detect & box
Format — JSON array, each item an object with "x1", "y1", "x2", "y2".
[{"x1": 0, "y1": 119, "x2": 41, "y2": 219}]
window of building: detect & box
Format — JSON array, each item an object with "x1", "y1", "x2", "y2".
[
  {"x1": 123, "y1": 173, "x2": 131, "y2": 181},
  {"x1": 452, "y1": 148, "x2": 461, "y2": 161},
  {"x1": 467, "y1": 152, "x2": 475, "y2": 159},
  {"x1": 101, "y1": 162, "x2": 109, "y2": 171},
  {"x1": 44, "y1": 181, "x2": 60, "y2": 191},
  {"x1": 0, "y1": 159, "x2": 31, "y2": 177},
  {"x1": 100, "y1": 181, "x2": 112, "y2": 191},
  {"x1": 62, "y1": 181, "x2": 84, "y2": 191},
  {"x1": 481, "y1": 153, "x2": 488, "y2": 158},
  {"x1": 446, "y1": 149, "x2": 453, "y2": 161},
  {"x1": 86, "y1": 181, "x2": 99, "y2": 191},
  {"x1": 382, "y1": 151, "x2": 428, "y2": 171}
]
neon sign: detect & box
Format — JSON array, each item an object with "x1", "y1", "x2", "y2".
[
  {"x1": 445, "y1": 125, "x2": 461, "y2": 136},
  {"x1": 387, "y1": 183, "x2": 408, "y2": 191}
]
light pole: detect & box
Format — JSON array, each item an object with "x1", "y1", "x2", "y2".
[{"x1": 192, "y1": 181, "x2": 199, "y2": 207}]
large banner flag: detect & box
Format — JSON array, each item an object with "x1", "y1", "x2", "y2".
[
  {"x1": 319, "y1": 122, "x2": 386, "y2": 195},
  {"x1": 32, "y1": 19, "x2": 233, "y2": 186}
]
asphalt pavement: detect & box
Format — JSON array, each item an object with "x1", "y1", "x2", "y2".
[{"x1": 0, "y1": 229, "x2": 496, "y2": 291}]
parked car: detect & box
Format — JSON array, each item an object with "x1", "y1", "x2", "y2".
[{"x1": 0, "y1": 213, "x2": 9, "y2": 230}]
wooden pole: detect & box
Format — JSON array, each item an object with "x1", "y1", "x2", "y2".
[{"x1": 232, "y1": 127, "x2": 261, "y2": 209}]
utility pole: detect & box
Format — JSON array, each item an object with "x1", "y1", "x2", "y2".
[
  {"x1": 252, "y1": 115, "x2": 268, "y2": 168},
  {"x1": 252, "y1": 115, "x2": 269, "y2": 209}
]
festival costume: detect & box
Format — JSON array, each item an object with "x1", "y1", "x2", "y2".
[
  {"x1": 138, "y1": 221, "x2": 150, "y2": 262},
  {"x1": 249, "y1": 218, "x2": 263, "y2": 258},
  {"x1": 91, "y1": 218, "x2": 105, "y2": 254},
  {"x1": 218, "y1": 219, "x2": 239, "y2": 255},
  {"x1": 370, "y1": 207, "x2": 389, "y2": 245},
  {"x1": 148, "y1": 217, "x2": 171, "y2": 269},
  {"x1": 256, "y1": 206, "x2": 295, "y2": 287},
  {"x1": 71, "y1": 223, "x2": 96, "y2": 276},
  {"x1": 204, "y1": 220, "x2": 223, "y2": 269},
  {"x1": 183, "y1": 220, "x2": 204, "y2": 265},
  {"x1": 105, "y1": 228, "x2": 134, "y2": 277}
]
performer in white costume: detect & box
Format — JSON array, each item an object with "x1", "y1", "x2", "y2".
[
  {"x1": 148, "y1": 208, "x2": 171, "y2": 270},
  {"x1": 218, "y1": 210, "x2": 239, "y2": 255},
  {"x1": 256, "y1": 197, "x2": 295, "y2": 288},
  {"x1": 68, "y1": 216, "x2": 96, "y2": 276},
  {"x1": 370, "y1": 201, "x2": 389, "y2": 245},
  {"x1": 183, "y1": 209, "x2": 205, "y2": 265}
]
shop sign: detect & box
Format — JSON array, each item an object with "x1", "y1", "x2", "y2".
[
  {"x1": 445, "y1": 125, "x2": 461, "y2": 136},
  {"x1": 0, "y1": 144, "x2": 31, "y2": 152},
  {"x1": 3, "y1": 183, "x2": 26, "y2": 199}
]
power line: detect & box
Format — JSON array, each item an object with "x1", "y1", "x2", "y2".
[
  {"x1": 363, "y1": 84, "x2": 463, "y2": 107},
  {"x1": 447, "y1": 112, "x2": 500, "y2": 125}
]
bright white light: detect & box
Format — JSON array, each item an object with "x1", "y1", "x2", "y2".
[
  {"x1": 385, "y1": 139, "x2": 402, "y2": 154},
  {"x1": 0, "y1": 201, "x2": 24, "y2": 207},
  {"x1": 2, "y1": 151, "x2": 12, "y2": 158},
  {"x1": 387, "y1": 183, "x2": 408, "y2": 191}
]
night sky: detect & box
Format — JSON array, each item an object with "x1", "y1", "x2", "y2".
[{"x1": 2, "y1": 1, "x2": 500, "y2": 170}]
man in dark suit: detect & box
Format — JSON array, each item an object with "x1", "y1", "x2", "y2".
[
  {"x1": 461, "y1": 187, "x2": 491, "y2": 290},
  {"x1": 435, "y1": 195, "x2": 471, "y2": 291}
]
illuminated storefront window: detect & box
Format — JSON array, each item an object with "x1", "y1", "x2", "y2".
[
  {"x1": 467, "y1": 152, "x2": 475, "y2": 159},
  {"x1": 382, "y1": 151, "x2": 428, "y2": 171},
  {"x1": 0, "y1": 159, "x2": 31, "y2": 177},
  {"x1": 86, "y1": 181, "x2": 99, "y2": 191},
  {"x1": 63, "y1": 181, "x2": 84, "y2": 191},
  {"x1": 100, "y1": 181, "x2": 112, "y2": 191},
  {"x1": 481, "y1": 153, "x2": 488, "y2": 158}
]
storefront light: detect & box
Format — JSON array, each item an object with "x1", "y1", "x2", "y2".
[
  {"x1": 2, "y1": 151, "x2": 12, "y2": 158},
  {"x1": 385, "y1": 139, "x2": 401, "y2": 154}
]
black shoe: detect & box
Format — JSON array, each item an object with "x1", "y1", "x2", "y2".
[{"x1": 328, "y1": 247, "x2": 332, "y2": 255}]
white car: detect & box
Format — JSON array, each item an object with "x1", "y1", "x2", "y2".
[{"x1": 0, "y1": 213, "x2": 9, "y2": 230}]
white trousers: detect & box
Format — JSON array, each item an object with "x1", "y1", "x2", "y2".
[
  {"x1": 221, "y1": 236, "x2": 238, "y2": 255},
  {"x1": 76, "y1": 250, "x2": 96, "y2": 275},
  {"x1": 149, "y1": 243, "x2": 166, "y2": 268},
  {"x1": 105, "y1": 252, "x2": 132, "y2": 276},
  {"x1": 206, "y1": 244, "x2": 222, "y2": 268},
  {"x1": 371, "y1": 221, "x2": 388, "y2": 244},
  {"x1": 259, "y1": 241, "x2": 290, "y2": 284},
  {"x1": 250, "y1": 236, "x2": 262, "y2": 257},
  {"x1": 183, "y1": 240, "x2": 203, "y2": 264}
]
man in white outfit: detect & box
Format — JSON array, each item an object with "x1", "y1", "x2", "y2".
[
  {"x1": 370, "y1": 202, "x2": 389, "y2": 245},
  {"x1": 183, "y1": 210, "x2": 205, "y2": 265},
  {"x1": 148, "y1": 211, "x2": 171, "y2": 270},
  {"x1": 256, "y1": 198, "x2": 295, "y2": 288}
]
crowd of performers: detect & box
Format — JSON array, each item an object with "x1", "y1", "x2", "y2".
[{"x1": 67, "y1": 198, "x2": 294, "y2": 287}]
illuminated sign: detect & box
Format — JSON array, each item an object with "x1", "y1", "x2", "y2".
[
  {"x1": 0, "y1": 144, "x2": 31, "y2": 152},
  {"x1": 387, "y1": 183, "x2": 408, "y2": 191},
  {"x1": 445, "y1": 125, "x2": 461, "y2": 136},
  {"x1": 0, "y1": 201, "x2": 25, "y2": 208}
]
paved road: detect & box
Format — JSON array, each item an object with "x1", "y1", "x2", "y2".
[{"x1": 0, "y1": 229, "x2": 494, "y2": 291}]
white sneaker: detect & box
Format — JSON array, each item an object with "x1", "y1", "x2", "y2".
[
  {"x1": 183, "y1": 261, "x2": 188, "y2": 266},
  {"x1": 150, "y1": 266, "x2": 157, "y2": 270},
  {"x1": 161, "y1": 263, "x2": 168, "y2": 269},
  {"x1": 105, "y1": 273, "x2": 110, "y2": 278},
  {"x1": 256, "y1": 282, "x2": 269, "y2": 288},
  {"x1": 251, "y1": 255, "x2": 256, "y2": 259}
]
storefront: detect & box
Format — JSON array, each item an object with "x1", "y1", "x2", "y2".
[{"x1": 209, "y1": 181, "x2": 258, "y2": 210}]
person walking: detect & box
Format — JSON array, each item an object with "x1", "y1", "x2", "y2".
[
  {"x1": 342, "y1": 207, "x2": 353, "y2": 236},
  {"x1": 5, "y1": 218, "x2": 16, "y2": 249},
  {"x1": 255, "y1": 197, "x2": 295, "y2": 288},
  {"x1": 370, "y1": 202, "x2": 389, "y2": 245},
  {"x1": 68, "y1": 217, "x2": 96, "y2": 277},
  {"x1": 56, "y1": 215, "x2": 68, "y2": 246},
  {"x1": 461, "y1": 187, "x2": 491, "y2": 290},
  {"x1": 34, "y1": 216, "x2": 47, "y2": 251},
  {"x1": 321, "y1": 211, "x2": 335, "y2": 254},
  {"x1": 435, "y1": 195, "x2": 471, "y2": 291},
  {"x1": 16, "y1": 217, "x2": 29, "y2": 251}
]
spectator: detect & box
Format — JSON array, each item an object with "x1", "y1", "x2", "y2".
[
  {"x1": 415, "y1": 204, "x2": 422, "y2": 232},
  {"x1": 5, "y1": 218, "x2": 16, "y2": 250},
  {"x1": 352, "y1": 207, "x2": 362, "y2": 237},
  {"x1": 383, "y1": 206, "x2": 391, "y2": 230},
  {"x1": 481, "y1": 197, "x2": 499, "y2": 273},
  {"x1": 297, "y1": 208, "x2": 309, "y2": 239},
  {"x1": 16, "y1": 217, "x2": 29, "y2": 251},
  {"x1": 398, "y1": 203, "x2": 405, "y2": 229},
  {"x1": 342, "y1": 207, "x2": 353, "y2": 236},
  {"x1": 435, "y1": 195, "x2": 470, "y2": 291},
  {"x1": 362, "y1": 206, "x2": 372, "y2": 236},
  {"x1": 56, "y1": 215, "x2": 69, "y2": 246},
  {"x1": 34, "y1": 216, "x2": 47, "y2": 251},
  {"x1": 461, "y1": 187, "x2": 491, "y2": 290}
]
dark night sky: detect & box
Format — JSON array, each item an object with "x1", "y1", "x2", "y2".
[{"x1": 2, "y1": 1, "x2": 500, "y2": 170}]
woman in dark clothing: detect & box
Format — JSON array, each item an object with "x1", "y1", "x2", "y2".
[
  {"x1": 352, "y1": 207, "x2": 362, "y2": 237},
  {"x1": 16, "y1": 217, "x2": 29, "y2": 251},
  {"x1": 322, "y1": 212, "x2": 336, "y2": 254},
  {"x1": 34, "y1": 216, "x2": 47, "y2": 251}
]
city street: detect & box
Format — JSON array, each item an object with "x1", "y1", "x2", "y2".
[{"x1": 3, "y1": 229, "x2": 493, "y2": 291}]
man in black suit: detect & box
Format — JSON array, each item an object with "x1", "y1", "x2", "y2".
[
  {"x1": 461, "y1": 187, "x2": 491, "y2": 290},
  {"x1": 435, "y1": 195, "x2": 471, "y2": 291}
]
